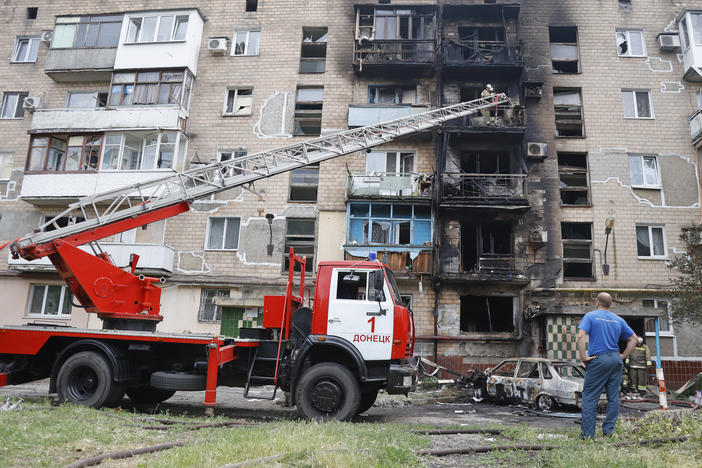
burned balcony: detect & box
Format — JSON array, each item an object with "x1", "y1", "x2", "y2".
[
  {"x1": 441, "y1": 173, "x2": 528, "y2": 207},
  {"x1": 346, "y1": 172, "x2": 432, "y2": 199},
  {"x1": 442, "y1": 38, "x2": 522, "y2": 70},
  {"x1": 353, "y1": 5, "x2": 436, "y2": 72},
  {"x1": 443, "y1": 103, "x2": 525, "y2": 134}
]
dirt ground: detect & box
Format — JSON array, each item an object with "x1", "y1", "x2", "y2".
[{"x1": 0, "y1": 379, "x2": 659, "y2": 430}]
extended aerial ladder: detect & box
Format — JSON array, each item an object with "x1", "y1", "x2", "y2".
[{"x1": 8, "y1": 94, "x2": 510, "y2": 331}]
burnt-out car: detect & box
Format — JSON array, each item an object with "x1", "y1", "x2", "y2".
[{"x1": 485, "y1": 358, "x2": 589, "y2": 410}]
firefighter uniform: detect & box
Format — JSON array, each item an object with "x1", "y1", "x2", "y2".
[
  {"x1": 481, "y1": 87, "x2": 492, "y2": 118},
  {"x1": 627, "y1": 342, "x2": 651, "y2": 393}
]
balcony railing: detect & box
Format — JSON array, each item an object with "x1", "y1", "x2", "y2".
[
  {"x1": 690, "y1": 108, "x2": 702, "y2": 146},
  {"x1": 8, "y1": 243, "x2": 175, "y2": 275},
  {"x1": 354, "y1": 40, "x2": 435, "y2": 66},
  {"x1": 441, "y1": 254, "x2": 527, "y2": 281},
  {"x1": 346, "y1": 172, "x2": 432, "y2": 199},
  {"x1": 443, "y1": 39, "x2": 522, "y2": 67},
  {"x1": 444, "y1": 104, "x2": 525, "y2": 130},
  {"x1": 345, "y1": 249, "x2": 432, "y2": 275},
  {"x1": 441, "y1": 173, "x2": 527, "y2": 203}
]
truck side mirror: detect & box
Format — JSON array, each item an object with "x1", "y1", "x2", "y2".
[{"x1": 373, "y1": 270, "x2": 384, "y2": 292}]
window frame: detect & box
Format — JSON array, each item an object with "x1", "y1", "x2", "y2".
[
  {"x1": 367, "y1": 85, "x2": 417, "y2": 105},
  {"x1": 51, "y1": 15, "x2": 123, "y2": 49},
  {"x1": 300, "y1": 27, "x2": 328, "y2": 74},
  {"x1": 549, "y1": 26, "x2": 580, "y2": 74},
  {"x1": 628, "y1": 154, "x2": 661, "y2": 189},
  {"x1": 205, "y1": 216, "x2": 241, "y2": 251},
  {"x1": 65, "y1": 90, "x2": 108, "y2": 108},
  {"x1": 231, "y1": 29, "x2": 261, "y2": 56},
  {"x1": 294, "y1": 86, "x2": 324, "y2": 136},
  {"x1": 198, "y1": 288, "x2": 230, "y2": 322},
  {"x1": 636, "y1": 224, "x2": 667, "y2": 259},
  {"x1": 0, "y1": 152, "x2": 13, "y2": 180},
  {"x1": 26, "y1": 284, "x2": 72, "y2": 318},
  {"x1": 223, "y1": 87, "x2": 253, "y2": 116},
  {"x1": 25, "y1": 134, "x2": 103, "y2": 173},
  {"x1": 347, "y1": 202, "x2": 432, "y2": 247},
  {"x1": 616, "y1": 29, "x2": 646, "y2": 57},
  {"x1": 124, "y1": 13, "x2": 189, "y2": 44},
  {"x1": 11, "y1": 36, "x2": 40, "y2": 62},
  {"x1": 1, "y1": 92, "x2": 28, "y2": 119},
  {"x1": 108, "y1": 70, "x2": 191, "y2": 109},
  {"x1": 621, "y1": 89, "x2": 654, "y2": 119},
  {"x1": 283, "y1": 217, "x2": 316, "y2": 273},
  {"x1": 558, "y1": 152, "x2": 590, "y2": 206},
  {"x1": 288, "y1": 163, "x2": 319, "y2": 202},
  {"x1": 364, "y1": 150, "x2": 416, "y2": 175},
  {"x1": 561, "y1": 222, "x2": 594, "y2": 280},
  {"x1": 642, "y1": 298, "x2": 674, "y2": 337},
  {"x1": 553, "y1": 88, "x2": 584, "y2": 138}
]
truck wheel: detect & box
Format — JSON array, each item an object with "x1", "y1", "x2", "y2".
[
  {"x1": 126, "y1": 386, "x2": 176, "y2": 404},
  {"x1": 56, "y1": 351, "x2": 116, "y2": 408},
  {"x1": 356, "y1": 386, "x2": 379, "y2": 415},
  {"x1": 295, "y1": 363, "x2": 360, "y2": 421},
  {"x1": 150, "y1": 371, "x2": 206, "y2": 391},
  {"x1": 537, "y1": 394, "x2": 556, "y2": 411}
]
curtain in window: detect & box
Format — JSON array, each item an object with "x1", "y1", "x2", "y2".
[
  {"x1": 133, "y1": 84, "x2": 158, "y2": 104},
  {"x1": 636, "y1": 226, "x2": 650, "y2": 256}
]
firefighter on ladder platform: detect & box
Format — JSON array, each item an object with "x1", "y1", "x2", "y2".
[
  {"x1": 626, "y1": 337, "x2": 651, "y2": 395},
  {"x1": 481, "y1": 84, "x2": 496, "y2": 122}
]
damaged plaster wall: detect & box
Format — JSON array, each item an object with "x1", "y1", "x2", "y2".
[{"x1": 253, "y1": 91, "x2": 294, "y2": 138}]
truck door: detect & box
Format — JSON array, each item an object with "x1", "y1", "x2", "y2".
[{"x1": 327, "y1": 268, "x2": 394, "y2": 360}]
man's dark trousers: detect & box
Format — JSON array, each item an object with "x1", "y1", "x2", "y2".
[{"x1": 581, "y1": 351, "x2": 623, "y2": 438}]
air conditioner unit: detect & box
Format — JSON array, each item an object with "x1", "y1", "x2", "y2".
[
  {"x1": 23, "y1": 96, "x2": 41, "y2": 112},
  {"x1": 41, "y1": 30, "x2": 53, "y2": 43},
  {"x1": 657, "y1": 33, "x2": 681, "y2": 52},
  {"x1": 527, "y1": 142, "x2": 548, "y2": 158},
  {"x1": 208, "y1": 38, "x2": 228, "y2": 54}
]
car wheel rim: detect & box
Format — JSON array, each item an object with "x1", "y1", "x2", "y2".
[
  {"x1": 539, "y1": 395, "x2": 552, "y2": 410},
  {"x1": 67, "y1": 365, "x2": 99, "y2": 401},
  {"x1": 311, "y1": 378, "x2": 342, "y2": 413}
]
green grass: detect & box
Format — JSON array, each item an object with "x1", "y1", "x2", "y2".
[{"x1": 0, "y1": 401, "x2": 700, "y2": 468}]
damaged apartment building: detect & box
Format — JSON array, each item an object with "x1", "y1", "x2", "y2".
[{"x1": 0, "y1": 0, "x2": 701, "y2": 389}]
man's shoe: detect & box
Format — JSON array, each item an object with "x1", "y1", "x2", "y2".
[{"x1": 579, "y1": 434, "x2": 593, "y2": 440}]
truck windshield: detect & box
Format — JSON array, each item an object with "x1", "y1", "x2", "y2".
[{"x1": 384, "y1": 267, "x2": 403, "y2": 305}]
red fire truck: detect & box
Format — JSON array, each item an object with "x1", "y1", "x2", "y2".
[{"x1": 0, "y1": 95, "x2": 508, "y2": 420}]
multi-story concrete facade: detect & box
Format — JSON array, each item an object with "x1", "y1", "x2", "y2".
[{"x1": 0, "y1": 0, "x2": 700, "y2": 389}]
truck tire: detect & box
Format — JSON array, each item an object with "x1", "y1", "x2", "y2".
[
  {"x1": 126, "y1": 386, "x2": 176, "y2": 404},
  {"x1": 295, "y1": 363, "x2": 360, "y2": 421},
  {"x1": 56, "y1": 351, "x2": 117, "y2": 408},
  {"x1": 357, "y1": 386, "x2": 379, "y2": 415},
  {"x1": 150, "y1": 371, "x2": 206, "y2": 391}
]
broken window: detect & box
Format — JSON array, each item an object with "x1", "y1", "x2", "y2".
[
  {"x1": 558, "y1": 152, "x2": 589, "y2": 206},
  {"x1": 231, "y1": 29, "x2": 260, "y2": 56},
  {"x1": 643, "y1": 299, "x2": 672, "y2": 334},
  {"x1": 300, "y1": 27, "x2": 327, "y2": 73},
  {"x1": 67, "y1": 91, "x2": 108, "y2": 108},
  {"x1": 284, "y1": 218, "x2": 315, "y2": 272},
  {"x1": 11, "y1": 37, "x2": 40, "y2": 63},
  {"x1": 561, "y1": 222, "x2": 593, "y2": 279},
  {"x1": 245, "y1": 0, "x2": 258, "y2": 12},
  {"x1": 636, "y1": 225, "x2": 666, "y2": 258},
  {"x1": 28, "y1": 284, "x2": 72, "y2": 317},
  {"x1": 549, "y1": 26, "x2": 579, "y2": 73},
  {"x1": 517, "y1": 361, "x2": 539, "y2": 379},
  {"x1": 460, "y1": 221, "x2": 513, "y2": 272},
  {"x1": 618, "y1": 0, "x2": 632, "y2": 12},
  {"x1": 26, "y1": 134, "x2": 103, "y2": 172},
  {"x1": 541, "y1": 363, "x2": 553, "y2": 379},
  {"x1": 622, "y1": 90, "x2": 653, "y2": 118},
  {"x1": 460, "y1": 296, "x2": 515, "y2": 333},
  {"x1": 26, "y1": 7, "x2": 38, "y2": 19},
  {"x1": 218, "y1": 148, "x2": 247, "y2": 177},
  {"x1": 289, "y1": 163, "x2": 319, "y2": 202},
  {"x1": 198, "y1": 288, "x2": 229, "y2": 322},
  {"x1": 367, "y1": 86, "x2": 416, "y2": 105},
  {"x1": 616, "y1": 29, "x2": 645, "y2": 57},
  {"x1": 365, "y1": 151, "x2": 415, "y2": 174},
  {"x1": 455, "y1": 27, "x2": 507, "y2": 63},
  {"x1": 460, "y1": 151, "x2": 510, "y2": 174},
  {"x1": 554, "y1": 88, "x2": 584, "y2": 137},
  {"x1": 294, "y1": 87, "x2": 323, "y2": 136},
  {"x1": 491, "y1": 360, "x2": 518, "y2": 377},
  {"x1": 370, "y1": 8, "x2": 434, "y2": 40},
  {"x1": 552, "y1": 363, "x2": 585, "y2": 378},
  {"x1": 53, "y1": 15, "x2": 122, "y2": 48},
  {"x1": 335, "y1": 271, "x2": 369, "y2": 300},
  {"x1": 206, "y1": 217, "x2": 241, "y2": 250},
  {"x1": 347, "y1": 203, "x2": 431, "y2": 246},
  {"x1": 224, "y1": 88, "x2": 253, "y2": 116},
  {"x1": 109, "y1": 70, "x2": 191, "y2": 107},
  {"x1": 628, "y1": 154, "x2": 660, "y2": 188}
]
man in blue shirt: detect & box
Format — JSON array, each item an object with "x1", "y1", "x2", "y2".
[{"x1": 577, "y1": 292, "x2": 638, "y2": 439}]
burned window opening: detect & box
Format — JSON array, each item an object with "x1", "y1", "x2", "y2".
[
  {"x1": 558, "y1": 152, "x2": 589, "y2": 206},
  {"x1": 549, "y1": 26, "x2": 579, "y2": 74},
  {"x1": 289, "y1": 163, "x2": 319, "y2": 202},
  {"x1": 460, "y1": 221, "x2": 513, "y2": 273},
  {"x1": 300, "y1": 27, "x2": 327, "y2": 74},
  {"x1": 284, "y1": 218, "x2": 315, "y2": 272},
  {"x1": 460, "y1": 295, "x2": 515, "y2": 333},
  {"x1": 294, "y1": 87, "x2": 323, "y2": 136},
  {"x1": 554, "y1": 88, "x2": 584, "y2": 137},
  {"x1": 245, "y1": 0, "x2": 258, "y2": 12},
  {"x1": 561, "y1": 222, "x2": 593, "y2": 279}
]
